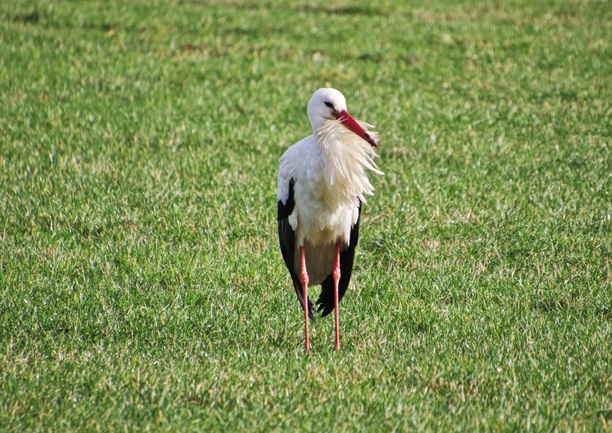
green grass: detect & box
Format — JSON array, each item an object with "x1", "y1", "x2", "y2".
[{"x1": 1, "y1": 0, "x2": 610, "y2": 431}]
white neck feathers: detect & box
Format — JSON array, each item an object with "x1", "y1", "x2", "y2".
[{"x1": 315, "y1": 120, "x2": 383, "y2": 205}]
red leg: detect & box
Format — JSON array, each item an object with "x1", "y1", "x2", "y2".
[
  {"x1": 333, "y1": 241, "x2": 341, "y2": 350},
  {"x1": 300, "y1": 245, "x2": 310, "y2": 354}
]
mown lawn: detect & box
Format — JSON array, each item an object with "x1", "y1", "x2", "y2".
[{"x1": 1, "y1": 0, "x2": 610, "y2": 431}]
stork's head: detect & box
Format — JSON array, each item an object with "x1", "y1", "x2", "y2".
[{"x1": 307, "y1": 88, "x2": 378, "y2": 148}]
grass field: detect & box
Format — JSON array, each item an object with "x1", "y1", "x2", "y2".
[{"x1": 1, "y1": 0, "x2": 610, "y2": 431}]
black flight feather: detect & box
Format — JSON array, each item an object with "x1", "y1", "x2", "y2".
[{"x1": 277, "y1": 179, "x2": 317, "y2": 321}]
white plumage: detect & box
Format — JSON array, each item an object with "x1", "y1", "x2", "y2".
[
  {"x1": 277, "y1": 88, "x2": 382, "y2": 352},
  {"x1": 278, "y1": 89, "x2": 382, "y2": 248}
]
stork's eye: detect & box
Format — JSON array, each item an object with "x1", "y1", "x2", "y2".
[{"x1": 324, "y1": 101, "x2": 334, "y2": 109}]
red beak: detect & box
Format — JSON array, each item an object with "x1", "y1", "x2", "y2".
[{"x1": 335, "y1": 110, "x2": 379, "y2": 147}]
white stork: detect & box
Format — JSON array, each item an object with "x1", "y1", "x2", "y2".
[{"x1": 277, "y1": 88, "x2": 383, "y2": 353}]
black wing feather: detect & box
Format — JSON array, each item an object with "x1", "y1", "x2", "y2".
[
  {"x1": 316, "y1": 202, "x2": 361, "y2": 317},
  {"x1": 277, "y1": 179, "x2": 316, "y2": 321}
]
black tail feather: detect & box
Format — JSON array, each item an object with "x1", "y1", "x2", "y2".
[
  {"x1": 291, "y1": 273, "x2": 317, "y2": 323},
  {"x1": 316, "y1": 249, "x2": 356, "y2": 317}
]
